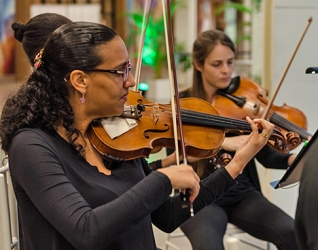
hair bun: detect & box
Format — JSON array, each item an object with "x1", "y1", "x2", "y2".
[{"x1": 11, "y1": 22, "x2": 25, "y2": 42}]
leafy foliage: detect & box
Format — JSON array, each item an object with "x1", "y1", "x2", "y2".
[
  {"x1": 126, "y1": 0, "x2": 188, "y2": 78},
  {"x1": 213, "y1": 0, "x2": 262, "y2": 45}
]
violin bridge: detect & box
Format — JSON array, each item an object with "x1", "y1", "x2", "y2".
[
  {"x1": 253, "y1": 103, "x2": 261, "y2": 116},
  {"x1": 153, "y1": 105, "x2": 159, "y2": 124}
]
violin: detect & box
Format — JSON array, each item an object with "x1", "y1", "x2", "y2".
[
  {"x1": 208, "y1": 76, "x2": 312, "y2": 168},
  {"x1": 87, "y1": 90, "x2": 290, "y2": 161},
  {"x1": 215, "y1": 76, "x2": 312, "y2": 148},
  {"x1": 210, "y1": 17, "x2": 313, "y2": 168}
]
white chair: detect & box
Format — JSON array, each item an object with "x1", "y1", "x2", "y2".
[
  {"x1": 164, "y1": 227, "x2": 185, "y2": 250},
  {"x1": 225, "y1": 223, "x2": 271, "y2": 250},
  {"x1": 0, "y1": 162, "x2": 19, "y2": 250},
  {"x1": 164, "y1": 223, "x2": 271, "y2": 250}
]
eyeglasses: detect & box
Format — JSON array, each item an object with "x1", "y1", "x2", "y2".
[{"x1": 83, "y1": 60, "x2": 131, "y2": 81}]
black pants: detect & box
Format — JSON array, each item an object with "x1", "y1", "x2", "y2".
[{"x1": 180, "y1": 191, "x2": 299, "y2": 250}]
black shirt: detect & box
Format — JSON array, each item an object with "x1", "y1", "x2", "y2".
[{"x1": 9, "y1": 128, "x2": 237, "y2": 250}]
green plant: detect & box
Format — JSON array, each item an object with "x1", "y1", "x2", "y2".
[
  {"x1": 174, "y1": 41, "x2": 191, "y2": 73},
  {"x1": 213, "y1": 0, "x2": 262, "y2": 45},
  {"x1": 214, "y1": 2, "x2": 253, "y2": 17},
  {"x1": 126, "y1": 0, "x2": 189, "y2": 78}
]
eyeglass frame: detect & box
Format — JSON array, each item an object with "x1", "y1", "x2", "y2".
[{"x1": 81, "y1": 60, "x2": 131, "y2": 81}]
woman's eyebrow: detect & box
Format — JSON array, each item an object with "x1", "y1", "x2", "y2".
[{"x1": 112, "y1": 60, "x2": 129, "y2": 69}]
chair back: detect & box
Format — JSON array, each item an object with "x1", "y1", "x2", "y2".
[{"x1": 0, "y1": 160, "x2": 19, "y2": 250}]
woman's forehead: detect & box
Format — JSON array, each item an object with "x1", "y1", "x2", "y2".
[
  {"x1": 97, "y1": 37, "x2": 129, "y2": 66},
  {"x1": 207, "y1": 44, "x2": 234, "y2": 60}
]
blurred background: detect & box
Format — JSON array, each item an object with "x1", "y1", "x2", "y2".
[{"x1": 1, "y1": 0, "x2": 318, "y2": 249}]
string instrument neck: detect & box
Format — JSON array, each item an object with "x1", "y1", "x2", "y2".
[{"x1": 123, "y1": 96, "x2": 290, "y2": 155}]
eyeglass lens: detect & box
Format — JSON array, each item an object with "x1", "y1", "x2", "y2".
[{"x1": 123, "y1": 60, "x2": 131, "y2": 81}]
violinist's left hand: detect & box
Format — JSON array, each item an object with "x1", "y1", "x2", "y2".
[{"x1": 225, "y1": 116, "x2": 274, "y2": 179}]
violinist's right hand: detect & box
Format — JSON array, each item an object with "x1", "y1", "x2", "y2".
[
  {"x1": 157, "y1": 164, "x2": 200, "y2": 202},
  {"x1": 225, "y1": 116, "x2": 274, "y2": 179}
]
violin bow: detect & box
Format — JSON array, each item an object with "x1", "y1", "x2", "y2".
[
  {"x1": 162, "y1": 0, "x2": 183, "y2": 165},
  {"x1": 133, "y1": 0, "x2": 185, "y2": 165},
  {"x1": 162, "y1": 0, "x2": 194, "y2": 216},
  {"x1": 261, "y1": 17, "x2": 312, "y2": 119},
  {"x1": 133, "y1": 0, "x2": 153, "y2": 91},
  {"x1": 134, "y1": 0, "x2": 193, "y2": 216}
]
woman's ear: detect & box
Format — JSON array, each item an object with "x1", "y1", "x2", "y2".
[
  {"x1": 69, "y1": 70, "x2": 88, "y2": 93},
  {"x1": 193, "y1": 59, "x2": 203, "y2": 72}
]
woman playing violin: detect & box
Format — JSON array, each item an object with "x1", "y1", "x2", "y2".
[
  {"x1": 154, "y1": 29, "x2": 300, "y2": 250},
  {"x1": 0, "y1": 21, "x2": 273, "y2": 250}
]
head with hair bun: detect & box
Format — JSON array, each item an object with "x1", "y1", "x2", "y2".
[
  {"x1": 11, "y1": 13, "x2": 71, "y2": 65},
  {"x1": 11, "y1": 22, "x2": 24, "y2": 42},
  {"x1": 1, "y1": 21, "x2": 121, "y2": 154}
]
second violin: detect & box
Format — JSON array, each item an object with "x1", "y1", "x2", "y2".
[{"x1": 215, "y1": 76, "x2": 312, "y2": 149}]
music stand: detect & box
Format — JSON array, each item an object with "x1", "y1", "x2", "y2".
[{"x1": 270, "y1": 129, "x2": 318, "y2": 189}]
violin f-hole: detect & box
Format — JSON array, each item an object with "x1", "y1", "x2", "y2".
[{"x1": 143, "y1": 124, "x2": 170, "y2": 139}]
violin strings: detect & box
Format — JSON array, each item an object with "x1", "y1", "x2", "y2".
[
  {"x1": 127, "y1": 104, "x2": 252, "y2": 131},
  {"x1": 270, "y1": 112, "x2": 310, "y2": 139},
  {"x1": 181, "y1": 109, "x2": 251, "y2": 129},
  {"x1": 125, "y1": 104, "x2": 290, "y2": 146}
]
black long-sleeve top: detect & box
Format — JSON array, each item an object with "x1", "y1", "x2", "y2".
[{"x1": 9, "y1": 128, "x2": 237, "y2": 250}]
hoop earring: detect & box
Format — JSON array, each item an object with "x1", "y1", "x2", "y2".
[{"x1": 80, "y1": 90, "x2": 86, "y2": 103}]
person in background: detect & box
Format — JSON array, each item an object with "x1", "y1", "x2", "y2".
[
  {"x1": 10, "y1": 13, "x2": 72, "y2": 250},
  {"x1": 0, "y1": 21, "x2": 273, "y2": 250},
  {"x1": 11, "y1": 13, "x2": 71, "y2": 67},
  {"x1": 152, "y1": 29, "x2": 299, "y2": 250}
]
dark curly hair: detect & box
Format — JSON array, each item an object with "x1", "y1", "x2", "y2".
[
  {"x1": 0, "y1": 22, "x2": 118, "y2": 156},
  {"x1": 11, "y1": 13, "x2": 72, "y2": 65}
]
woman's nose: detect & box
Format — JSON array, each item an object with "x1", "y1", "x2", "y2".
[
  {"x1": 221, "y1": 63, "x2": 229, "y2": 73},
  {"x1": 124, "y1": 72, "x2": 136, "y2": 88}
]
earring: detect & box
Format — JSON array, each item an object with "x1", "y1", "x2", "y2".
[{"x1": 80, "y1": 90, "x2": 86, "y2": 103}]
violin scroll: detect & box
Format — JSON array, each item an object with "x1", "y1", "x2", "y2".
[
  {"x1": 207, "y1": 153, "x2": 232, "y2": 170},
  {"x1": 285, "y1": 131, "x2": 302, "y2": 150},
  {"x1": 267, "y1": 127, "x2": 290, "y2": 155}
]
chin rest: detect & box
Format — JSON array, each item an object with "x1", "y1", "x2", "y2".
[{"x1": 218, "y1": 76, "x2": 241, "y2": 94}]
